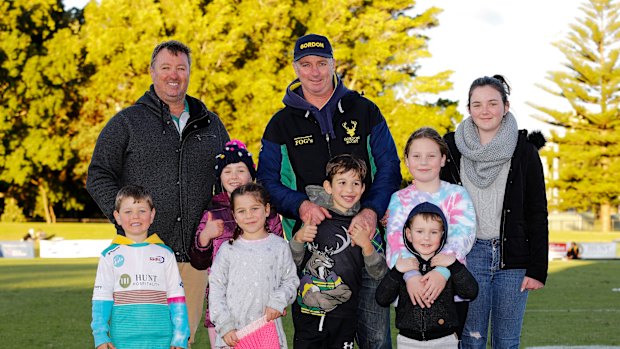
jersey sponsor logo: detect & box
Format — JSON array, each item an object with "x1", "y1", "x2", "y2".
[
  {"x1": 119, "y1": 274, "x2": 131, "y2": 288},
  {"x1": 149, "y1": 256, "x2": 165, "y2": 263},
  {"x1": 342, "y1": 121, "x2": 360, "y2": 144},
  {"x1": 113, "y1": 255, "x2": 124, "y2": 267},
  {"x1": 134, "y1": 274, "x2": 160, "y2": 287},
  {"x1": 294, "y1": 135, "x2": 314, "y2": 146}
]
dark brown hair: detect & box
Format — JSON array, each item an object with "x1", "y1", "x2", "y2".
[
  {"x1": 467, "y1": 74, "x2": 510, "y2": 108},
  {"x1": 150, "y1": 40, "x2": 192, "y2": 67},
  {"x1": 114, "y1": 185, "x2": 154, "y2": 212},
  {"x1": 325, "y1": 154, "x2": 367, "y2": 182},
  {"x1": 229, "y1": 183, "x2": 271, "y2": 244},
  {"x1": 405, "y1": 212, "x2": 445, "y2": 233},
  {"x1": 404, "y1": 127, "x2": 449, "y2": 158}
]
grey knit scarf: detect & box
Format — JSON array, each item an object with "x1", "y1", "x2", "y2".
[{"x1": 455, "y1": 112, "x2": 518, "y2": 188}]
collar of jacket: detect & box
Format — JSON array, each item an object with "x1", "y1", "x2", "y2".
[
  {"x1": 111, "y1": 233, "x2": 165, "y2": 245},
  {"x1": 305, "y1": 184, "x2": 360, "y2": 216},
  {"x1": 210, "y1": 191, "x2": 231, "y2": 209},
  {"x1": 137, "y1": 85, "x2": 213, "y2": 136}
]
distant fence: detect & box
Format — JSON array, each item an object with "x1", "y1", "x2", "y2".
[
  {"x1": 549, "y1": 241, "x2": 620, "y2": 260},
  {"x1": 549, "y1": 213, "x2": 620, "y2": 231}
]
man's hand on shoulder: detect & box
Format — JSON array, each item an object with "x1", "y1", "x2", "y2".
[
  {"x1": 349, "y1": 222, "x2": 373, "y2": 254},
  {"x1": 299, "y1": 200, "x2": 331, "y2": 225},
  {"x1": 351, "y1": 208, "x2": 377, "y2": 240}
]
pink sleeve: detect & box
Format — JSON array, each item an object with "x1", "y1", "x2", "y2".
[{"x1": 267, "y1": 210, "x2": 283, "y2": 237}]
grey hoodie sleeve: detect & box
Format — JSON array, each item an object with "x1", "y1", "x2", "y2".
[
  {"x1": 364, "y1": 249, "x2": 388, "y2": 280},
  {"x1": 289, "y1": 238, "x2": 306, "y2": 267}
]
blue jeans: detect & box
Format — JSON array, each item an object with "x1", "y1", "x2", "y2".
[
  {"x1": 461, "y1": 239, "x2": 528, "y2": 349},
  {"x1": 356, "y1": 268, "x2": 392, "y2": 349}
]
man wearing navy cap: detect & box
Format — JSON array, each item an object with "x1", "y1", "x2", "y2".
[{"x1": 258, "y1": 34, "x2": 400, "y2": 349}]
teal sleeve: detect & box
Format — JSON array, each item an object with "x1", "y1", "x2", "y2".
[
  {"x1": 403, "y1": 267, "x2": 451, "y2": 281},
  {"x1": 91, "y1": 300, "x2": 113, "y2": 348},
  {"x1": 434, "y1": 266, "x2": 451, "y2": 280},
  {"x1": 169, "y1": 301, "x2": 190, "y2": 348}
]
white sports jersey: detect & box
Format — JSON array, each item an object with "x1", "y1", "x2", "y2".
[{"x1": 91, "y1": 234, "x2": 189, "y2": 348}]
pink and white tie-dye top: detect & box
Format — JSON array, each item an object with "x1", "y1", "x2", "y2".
[{"x1": 385, "y1": 181, "x2": 476, "y2": 268}]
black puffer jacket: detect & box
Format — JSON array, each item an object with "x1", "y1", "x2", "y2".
[
  {"x1": 376, "y1": 261, "x2": 478, "y2": 340},
  {"x1": 87, "y1": 86, "x2": 229, "y2": 262},
  {"x1": 441, "y1": 130, "x2": 548, "y2": 284}
]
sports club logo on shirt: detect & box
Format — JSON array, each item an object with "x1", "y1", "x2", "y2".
[
  {"x1": 342, "y1": 120, "x2": 360, "y2": 144},
  {"x1": 119, "y1": 274, "x2": 131, "y2": 288},
  {"x1": 294, "y1": 135, "x2": 314, "y2": 146},
  {"x1": 113, "y1": 255, "x2": 124, "y2": 267}
]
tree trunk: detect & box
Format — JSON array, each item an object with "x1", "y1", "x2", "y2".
[
  {"x1": 600, "y1": 202, "x2": 611, "y2": 233},
  {"x1": 39, "y1": 185, "x2": 52, "y2": 224},
  {"x1": 50, "y1": 204, "x2": 56, "y2": 224}
]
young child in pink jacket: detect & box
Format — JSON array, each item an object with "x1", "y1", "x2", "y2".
[{"x1": 189, "y1": 140, "x2": 283, "y2": 346}]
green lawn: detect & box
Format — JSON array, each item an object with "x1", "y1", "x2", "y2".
[
  {"x1": 1, "y1": 258, "x2": 619, "y2": 348},
  {"x1": 1, "y1": 224, "x2": 619, "y2": 348}
]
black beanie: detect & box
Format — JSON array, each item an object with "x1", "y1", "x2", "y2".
[{"x1": 214, "y1": 140, "x2": 256, "y2": 180}]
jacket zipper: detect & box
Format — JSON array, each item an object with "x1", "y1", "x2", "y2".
[
  {"x1": 325, "y1": 133, "x2": 332, "y2": 158},
  {"x1": 421, "y1": 307, "x2": 426, "y2": 340},
  {"x1": 176, "y1": 111, "x2": 209, "y2": 262}
]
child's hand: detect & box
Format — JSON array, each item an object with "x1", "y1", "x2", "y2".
[
  {"x1": 395, "y1": 254, "x2": 419, "y2": 273},
  {"x1": 351, "y1": 208, "x2": 377, "y2": 240},
  {"x1": 406, "y1": 275, "x2": 432, "y2": 308},
  {"x1": 421, "y1": 270, "x2": 448, "y2": 305},
  {"x1": 380, "y1": 210, "x2": 390, "y2": 227},
  {"x1": 430, "y1": 253, "x2": 456, "y2": 268},
  {"x1": 199, "y1": 212, "x2": 224, "y2": 246},
  {"x1": 264, "y1": 306, "x2": 282, "y2": 321},
  {"x1": 349, "y1": 222, "x2": 373, "y2": 255},
  {"x1": 223, "y1": 330, "x2": 239, "y2": 347},
  {"x1": 96, "y1": 343, "x2": 116, "y2": 349},
  {"x1": 294, "y1": 222, "x2": 317, "y2": 243}
]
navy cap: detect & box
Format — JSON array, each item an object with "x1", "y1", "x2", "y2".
[{"x1": 294, "y1": 34, "x2": 333, "y2": 61}]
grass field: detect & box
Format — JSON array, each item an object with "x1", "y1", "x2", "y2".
[
  {"x1": 1, "y1": 258, "x2": 619, "y2": 348},
  {"x1": 1, "y1": 224, "x2": 619, "y2": 348}
]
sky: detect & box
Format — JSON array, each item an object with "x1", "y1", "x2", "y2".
[
  {"x1": 64, "y1": 0, "x2": 586, "y2": 135},
  {"x1": 416, "y1": 0, "x2": 584, "y2": 134}
]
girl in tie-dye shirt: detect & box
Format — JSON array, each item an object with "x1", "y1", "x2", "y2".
[{"x1": 384, "y1": 127, "x2": 475, "y2": 319}]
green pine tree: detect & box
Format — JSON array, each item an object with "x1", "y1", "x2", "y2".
[{"x1": 529, "y1": 0, "x2": 620, "y2": 232}]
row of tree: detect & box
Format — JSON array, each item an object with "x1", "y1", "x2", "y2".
[
  {"x1": 0, "y1": 0, "x2": 460, "y2": 222},
  {"x1": 1, "y1": 0, "x2": 619, "y2": 231}
]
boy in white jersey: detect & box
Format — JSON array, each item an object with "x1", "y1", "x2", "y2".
[{"x1": 91, "y1": 185, "x2": 190, "y2": 349}]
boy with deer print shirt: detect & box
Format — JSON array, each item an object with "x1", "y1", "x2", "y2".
[{"x1": 289, "y1": 154, "x2": 387, "y2": 348}]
